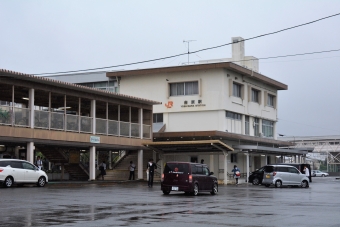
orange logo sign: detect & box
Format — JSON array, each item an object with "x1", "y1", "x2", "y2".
[{"x1": 165, "y1": 101, "x2": 173, "y2": 108}]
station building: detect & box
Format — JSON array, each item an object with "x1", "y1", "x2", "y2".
[
  {"x1": 0, "y1": 69, "x2": 160, "y2": 180},
  {"x1": 42, "y1": 37, "x2": 311, "y2": 183}
]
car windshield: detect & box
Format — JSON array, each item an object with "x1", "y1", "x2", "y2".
[{"x1": 164, "y1": 163, "x2": 189, "y2": 174}]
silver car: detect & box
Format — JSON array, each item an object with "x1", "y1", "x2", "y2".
[
  {"x1": 262, "y1": 165, "x2": 309, "y2": 188},
  {"x1": 312, "y1": 170, "x2": 329, "y2": 177}
]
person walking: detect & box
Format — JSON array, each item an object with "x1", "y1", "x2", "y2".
[
  {"x1": 201, "y1": 159, "x2": 204, "y2": 164},
  {"x1": 99, "y1": 160, "x2": 106, "y2": 180},
  {"x1": 36, "y1": 156, "x2": 43, "y2": 170},
  {"x1": 232, "y1": 165, "x2": 241, "y2": 185},
  {"x1": 147, "y1": 159, "x2": 157, "y2": 187},
  {"x1": 128, "y1": 161, "x2": 136, "y2": 180}
]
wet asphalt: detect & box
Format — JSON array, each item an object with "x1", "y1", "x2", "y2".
[{"x1": 0, "y1": 177, "x2": 339, "y2": 227}]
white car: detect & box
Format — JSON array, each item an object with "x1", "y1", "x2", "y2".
[
  {"x1": 311, "y1": 170, "x2": 329, "y2": 177},
  {"x1": 0, "y1": 159, "x2": 48, "y2": 188}
]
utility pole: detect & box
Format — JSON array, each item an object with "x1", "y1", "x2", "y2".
[{"x1": 183, "y1": 40, "x2": 196, "y2": 65}]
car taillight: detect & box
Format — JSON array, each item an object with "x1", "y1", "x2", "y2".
[
  {"x1": 189, "y1": 174, "x2": 192, "y2": 183},
  {"x1": 273, "y1": 172, "x2": 276, "y2": 176},
  {"x1": 161, "y1": 174, "x2": 164, "y2": 182},
  {"x1": 0, "y1": 168, "x2": 3, "y2": 172}
]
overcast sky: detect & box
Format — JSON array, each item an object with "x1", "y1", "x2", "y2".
[{"x1": 1, "y1": 1, "x2": 339, "y2": 137}]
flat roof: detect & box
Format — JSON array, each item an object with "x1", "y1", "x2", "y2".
[{"x1": 107, "y1": 62, "x2": 288, "y2": 90}]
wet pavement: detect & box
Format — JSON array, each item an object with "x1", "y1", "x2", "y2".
[{"x1": 0, "y1": 177, "x2": 339, "y2": 227}]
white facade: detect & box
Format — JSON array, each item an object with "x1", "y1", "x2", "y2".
[{"x1": 119, "y1": 67, "x2": 278, "y2": 139}]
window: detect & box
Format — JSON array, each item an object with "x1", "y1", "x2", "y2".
[
  {"x1": 226, "y1": 111, "x2": 241, "y2": 120},
  {"x1": 262, "y1": 120, "x2": 274, "y2": 138},
  {"x1": 80, "y1": 81, "x2": 119, "y2": 93},
  {"x1": 153, "y1": 113, "x2": 163, "y2": 123},
  {"x1": 233, "y1": 83, "x2": 241, "y2": 98},
  {"x1": 170, "y1": 81, "x2": 198, "y2": 96},
  {"x1": 254, "y1": 118, "x2": 260, "y2": 136},
  {"x1": 245, "y1": 116, "x2": 250, "y2": 135},
  {"x1": 251, "y1": 89, "x2": 259, "y2": 103},
  {"x1": 268, "y1": 94, "x2": 275, "y2": 107},
  {"x1": 231, "y1": 153, "x2": 238, "y2": 163},
  {"x1": 22, "y1": 162, "x2": 35, "y2": 170}
]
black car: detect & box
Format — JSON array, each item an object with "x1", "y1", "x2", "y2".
[
  {"x1": 248, "y1": 167, "x2": 265, "y2": 185},
  {"x1": 161, "y1": 162, "x2": 218, "y2": 196}
]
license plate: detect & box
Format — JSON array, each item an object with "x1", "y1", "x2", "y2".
[
  {"x1": 172, "y1": 186, "x2": 179, "y2": 191},
  {"x1": 266, "y1": 174, "x2": 270, "y2": 178}
]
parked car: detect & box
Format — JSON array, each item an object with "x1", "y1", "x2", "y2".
[
  {"x1": 277, "y1": 163, "x2": 312, "y2": 182},
  {"x1": 161, "y1": 162, "x2": 218, "y2": 196},
  {"x1": 0, "y1": 159, "x2": 48, "y2": 188},
  {"x1": 262, "y1": 165, "x2": 309, "y2": 188},
  {"x1": 248, "y1": 167, "x2": 265, "y2": 185},
  {"x1": 312, "y1": 170, "x2": 329, "y2": 177}
]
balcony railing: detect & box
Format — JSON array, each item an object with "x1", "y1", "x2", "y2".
[{"x1": 0, "y1": 106, "x2": 152, "y2": 139}]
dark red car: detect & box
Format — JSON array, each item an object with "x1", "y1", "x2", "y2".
[{"x1": 161, "y1": 162, "x2": 218, "y2": 196}]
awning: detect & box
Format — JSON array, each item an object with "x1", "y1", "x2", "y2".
[
  {"x1": 233, "y1": 145, "x2": 312, "y2": 156},
  {"x1": 143, "y1": 140, "x2": 234, "y2": 154}
]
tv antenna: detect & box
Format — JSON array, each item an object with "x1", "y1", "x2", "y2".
[{"x1": 183, "y1": 40, "x2": 196, "y2": 64}]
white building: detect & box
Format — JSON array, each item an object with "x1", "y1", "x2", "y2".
[{"x1": 45, "y1": 37, "x2": 309, "y2": 183}]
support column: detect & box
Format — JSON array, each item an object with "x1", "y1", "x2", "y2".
[
  {"x1": 27, "y1": 142, "x2": 34, "y2": 163},
  {"x1": 265, "y1": 155, "x2": 268, "y2": 165},
  {"x1": 223, "y1": 153, "x2": 228, "y2": 185},
  {"x1": 246, "y1": 153, "x2": 250, "y2": 183},
  {"x1": 109, "y1": 151, "x2": 112, "y2": 169},
  {"x1": 138, "y1": 150, "x2": 143, "y2": 180},
  {"x1": 89, "y1": 146, "x2": 96, "y2": 181},
  {"x1": 28, "y1": 88, "x2": 34, "y2": 128},
  {"x1": 91, "y1": 100, "x2": 96, "y2": 134},
  {"x1": 139, "y1": 108, "x2": 143, "y2": 139},
  {"x1": 210, "y1": 154, "x2": 214, "y2": 173}
]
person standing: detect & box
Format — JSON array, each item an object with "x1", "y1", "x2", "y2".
[
  {"x1": 129, "y1": 161, "x2": 136, "y2": 180},
  {"x1": 99, "y1": 160, "x2": 106, "y2": 180},
  {"x1": 232, "y1": 165, "x2": 241, "y2": 185},
  {"x1": 36, "y1": 156, "x2": 43, "y2": 170},
  {"x1": 304, "y1": 165, "x2": 310, "y2": 184},
  {"x1": 147, "y1": 159, "x2": 157, "y2": 187},
  {"x1": 201, "y1": 159, "x2": 204, "y2": 164}
]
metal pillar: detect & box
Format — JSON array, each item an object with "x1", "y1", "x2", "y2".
[
  {"x1": 28, "y1": 88, "x2": 34, "y2": 128},
  {"x1": 223, "y1": 153, "x2": 228, "y2": 185},
  {"x1": 246, "y1": 153, "x2": 250, "y2": 182},
  {"x1": 89, "y1": 146, "x2": 96, "y2": 181},
  {"x1": 138, "y1": 150, "x2": 143, "y2": 180}
]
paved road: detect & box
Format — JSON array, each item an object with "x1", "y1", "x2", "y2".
[{"x1": 0, "y1": 177, "x2": 339, "y2": 227}]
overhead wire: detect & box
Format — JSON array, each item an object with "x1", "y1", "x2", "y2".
[{"x1": 34, "y1": 12, "x2": 340, "y2": 75}]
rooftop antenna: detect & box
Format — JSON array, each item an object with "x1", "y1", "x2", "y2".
[{"x1": 183, "y1": 40, "x2": 196, "y2": 65}]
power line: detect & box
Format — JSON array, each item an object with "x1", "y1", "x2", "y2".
[{"x1": 34, "y1": 12, "x2": 340, "y2": 75}]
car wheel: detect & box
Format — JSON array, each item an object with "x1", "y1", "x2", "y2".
[
  {"x1": 322, "y1": 174, "x2": 325, "y2": 177},
  {"x1": 275, "y1": 180, "x2": 282, "y2": 188},
  {"x1": 193, "y1": 184, "x2": 199, "y2": 196},
  {"x1": 163, "y1": 190, "x2": 170, "y2": 195},
  {"x1": 264, "y1": 184, "x2": 270, "y2": 187},
  {"x1": 37, "y1": 177, "x2": 46, "y2": 187},
  {"x1": 211, "y1": 183, "x2": 218, "y2": 195},
  {"x1": 301, "y1": 180, "x2": 309, "y2": 188},
  {"x1": 4, "y1": 177, "x2": 13, "y2": 188},
  {"x1": 252, "y1": 178, "x2": 260, "y2": 185}
]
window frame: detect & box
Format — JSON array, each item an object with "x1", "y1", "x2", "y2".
[
  {"x1": 267, "y1": 94, "x2": 275, "y2": 107},
  {"x1": 169, "y1": 81, "x2": 199, "y2": 97},
  {"x1": 251, "y1": 88, "x2": 260, "y2": 103},
  {"x1": 226, "y1": 111, "x2": 241, "y2": 121},
  {"x1": 232, "y1": 82, "x2": 242, "y2": 98},
  {"x1": 262, "y1": 119, "x2": 274, "y2": 138}
]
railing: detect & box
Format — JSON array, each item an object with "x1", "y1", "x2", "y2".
[
  {"x1": 51, "y1": 112, "x2": 64, "y2": 130},
  {"x1": 80, "y1": 116, "x2": 92, "y2": 133},
  {"x1": 34, "y1": 110, "x2": 49, "y2": 129},
  {"x1": 66, "y1": 114, "x2": 79, "y2": 132},
  {"x1": 0, "y1": 106, "x2": 152, "y2": 139},
  {"x1": 218, "y1": 169, "x2": 250, "y2": 179},
  {"x1": 131, "y1": 123, "x2": 140, "y2": 138}
]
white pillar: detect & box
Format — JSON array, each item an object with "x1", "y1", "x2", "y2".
[
  {"x1": 224, "y1": 153, "x2": 228, "y2": 185},
  {"x1": 91, "y1": 100, "x2": 96, "y2": 134},
  {"x1": 246, "y1": 153, "x2": 250, "y2": 183},
  {"x1": 27, "y1": 142, "x2": 34, "y2": 163},
  {"x1": 28, "y1": 88, "x2": 34, "y2": 128},
  {"x1": 89, "y1": 146, "x2": 96, "y2": 181},
  {"x1": 139, "y1": 108, "x2": 143, "y2": 139},
  {"x1": 265, "y1": 155, "x2": 268, "y2": 165},
  {"x1": 138, "y1": 149, "x2": 143, "y2": 179}
]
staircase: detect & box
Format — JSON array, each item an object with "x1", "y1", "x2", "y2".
[
  {"x1": 40, "y1": 148, "x2": 89, "y2": 180},
  {"x1": 103, "y1": 150, "x2": 161, "y2": 181}
]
